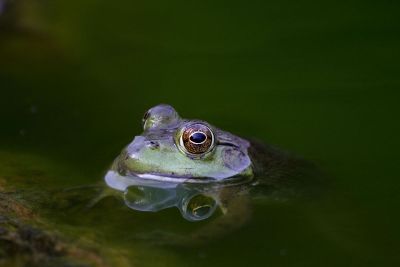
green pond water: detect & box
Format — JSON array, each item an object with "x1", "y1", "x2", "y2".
[{"x1": 1, "y1": 0, "x2": 399, "y2": 266}]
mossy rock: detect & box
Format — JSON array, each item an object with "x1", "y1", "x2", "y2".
[{"x1": 0, "y1": 151, "x2": 181, "y2": 267}]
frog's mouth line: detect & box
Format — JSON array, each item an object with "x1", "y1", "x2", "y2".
[
  {"x1": 135, "y1": 173, "x2": 216, "y2": 183},
  {"x1": 128, "y1": 171, "x2": 253, "y2": 185}
]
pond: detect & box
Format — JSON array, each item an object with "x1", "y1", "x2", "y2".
[{"x1": 0, "y1": 1, "x2": 399, "y2": 266}]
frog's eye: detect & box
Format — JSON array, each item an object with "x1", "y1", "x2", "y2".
[
  {"x1": 179, "y1": 123, "x2": 215, "y2": 155},
  {"x1": 142, "y1": 104, "x2": 179, "y2": 131},
  {"x1": 142, "y1": 111, "x2": 150, "y2": 127}
]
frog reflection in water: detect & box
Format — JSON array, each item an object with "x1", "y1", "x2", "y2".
[{"x1": 105, "y1": 104, "x2": 319, "y2": 243}]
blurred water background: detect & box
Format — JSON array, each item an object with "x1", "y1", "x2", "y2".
[{"x1": 0, "y1": 0, "x2": 399, "y2": 266}]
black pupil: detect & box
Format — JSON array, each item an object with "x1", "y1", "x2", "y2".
[{"x1": 190, "y1": 132, "x2": 207, "y2": 144}]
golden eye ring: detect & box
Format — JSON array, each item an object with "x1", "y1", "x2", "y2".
[{"x1": 178, "y1": 123, "x2": 215, "y2": 156}]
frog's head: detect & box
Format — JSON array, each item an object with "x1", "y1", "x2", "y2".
[{"x1": 115, "y1": 104, "x2": 253, "y2": 182}]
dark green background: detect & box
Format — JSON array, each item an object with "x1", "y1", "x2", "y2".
[{"x1": 1, "y1": 0, "x2": 399, "y2": 266}]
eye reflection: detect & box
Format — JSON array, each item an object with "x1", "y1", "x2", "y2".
[
  {"x1": 193, "y1": 205, "x2": 212, "y2": 217},
  {"x1": 181, "y1": 193, "x2": 217, "y2": 221}
]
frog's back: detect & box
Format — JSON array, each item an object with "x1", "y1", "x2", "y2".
[{"x1": 248, "y1": 139, "x2": 326, "y2": 200}]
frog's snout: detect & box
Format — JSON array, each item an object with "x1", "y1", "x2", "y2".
[
  {"x1": 125, "y1": 137, "x2": 161, "y2": 164},
  {"x1": 126, "y1": 136, "x2": 153, "y2": 158}
]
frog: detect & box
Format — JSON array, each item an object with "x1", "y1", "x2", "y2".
[
  {"x1": 106, "y1": 103, "x2": 254, "y2": 184},
  {"x1": 104, "y1": 104, "x2": 321, "y2": 245}
]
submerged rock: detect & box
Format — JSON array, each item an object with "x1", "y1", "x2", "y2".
[
  {"x1": 0, "y1": 186, "x2": 108, "y2": 267},
  {"x1": 0, "y1": 152, "x2": 125, "y2": 267}
]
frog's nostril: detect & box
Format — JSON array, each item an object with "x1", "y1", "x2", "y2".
[{"x1": 146, "y1": 141, "x2": 160, "y2": 150}]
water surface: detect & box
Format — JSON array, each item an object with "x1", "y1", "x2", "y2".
[{"x1": 0, "y1": 1, "x2": 399, "y2": 266}]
